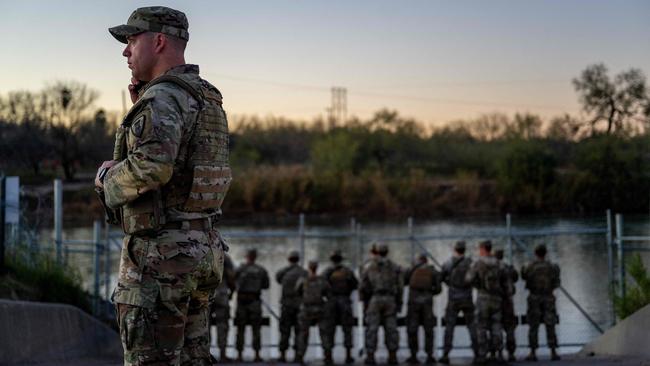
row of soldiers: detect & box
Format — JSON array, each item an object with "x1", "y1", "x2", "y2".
[{"x1": 210, "y1": 241, "x2": 561, "y2": 365}]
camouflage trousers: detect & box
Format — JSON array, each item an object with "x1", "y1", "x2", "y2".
[
  {"x1": 210, "y1": 304, "x2": 230, "y2": 350},
  {"x1": 365, "y1": 295, "x2": 399, "y2": 354},
  {"x1": 296, "y1": 305, "x2": 328, "y2": 357},
  {"x1": 279, "y1": 303, "x2": 300, "y2": 352},
  {"x1": 323, "y1": 295, "x2": 355, "y2": 349},
  {"x1": 406, "y1": 300, "x2": 435, "y2": 356},
  {"x1": 501, "y1": 296, "x2": 516, "y2": 354},
  {"x1": 475, "y1": 294, "x2": 503, "y2": 359},
  {"x1": 235, "y1": 298, "x2": 263, "y2": 351},
  {"x1": 443, "y1": 299, "x2": 477, "y2": 354},
  {"x1": 113, "y1": 229, "x2": 225, "y2": 366},
  {"x1": 527, "y1": 294, "x2": 558, "y2": 349}
]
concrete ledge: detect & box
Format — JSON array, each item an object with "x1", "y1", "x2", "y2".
[
  {"x1": 580, "y1": 303, "x2": 650, "y2": 357},
  {"x1": 0, "y1": 299, "x2": 122, "y2": 364}
]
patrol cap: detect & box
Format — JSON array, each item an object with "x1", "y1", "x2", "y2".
[
  {"x1": 330, "y1": 249, "x2": 343, "y2": 262},
  {"x1": 454, "y1": 241, "x2": 466, "y2": 251},
  {"x1": 109, "y1": 6, "x2": 189, "y2": 44},
  {"x1": 288, "y1": 250, "x2": 300, "y2": 261}
]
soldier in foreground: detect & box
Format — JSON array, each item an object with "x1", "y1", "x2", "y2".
[
  {"x1": 98, "y1": 6, "x2": 231, "y2": 365},
  {"x1": 211, "y1": 254, "x2": 236, "y2": 362},
  {"x1": 405, "y1": 254, "x2": 442, "y2": 364},
  {"x1": 275, "y1": 251, "x2": 308, "y2": 362},
  {"x1": 495, "y1": 249, "x2": 519, "y2": 362},
  {"x1": 360, "y1": 244, "x2": 402, "y2": 365},
  {"x1": 521, "y1": 244, "x2": 561, "y2": 362},
  {"x1": 322, "y1": 249, "x2": 359, "y2": 364},
  {"x1": 235, "y1": 249, "x2": 270, "y2": 362},
  {"x1": 465, "y1": 240, "x2": 511, "y2": 364},
  {"x1": 295, "y1": 260, "x2": 331, "y2": 364},
  {"x1": 439, "y1": 241, "x2": 477, "y2": 364}
]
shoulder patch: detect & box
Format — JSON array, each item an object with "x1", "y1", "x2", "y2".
[{"x1": 131, "y1": 115, "x2": 146, "y2": 137}]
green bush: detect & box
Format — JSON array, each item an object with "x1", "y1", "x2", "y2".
[{"x1": 614, "y1": 254, "x2": 650, "y2": 320}]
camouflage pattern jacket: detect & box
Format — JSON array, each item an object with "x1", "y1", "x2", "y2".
[
  {"x1": 276, "y1": 263, "x2": 308, "y2": 307},
  {"x1": 521, "y1": 259, "x2": 560, "y2": 296}
]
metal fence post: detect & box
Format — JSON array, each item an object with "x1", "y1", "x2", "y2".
[
  {"x1": 506, "y1": 213, "x2": 513, "y2": 264},
  {"x1": 408, "y1": 217, "x2": 414, "y2": 261},
  {"x1": 606, "y1": 209, "x2": 615, "y2": 325},
  {"x1": 615, "y1": 214, "x2": 625, "y2": 302},
  {"x1": 54, "y1": 179, "x2": 63, "y2": 265},
  {"x1": 93, "y1": 220, "x2": 102, "y2": 316},
  {"x1": 298, "y1": 213, "x2": 305, "y2": 266}
]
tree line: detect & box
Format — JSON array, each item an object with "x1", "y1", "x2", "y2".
[{"x1": 1, "y1": 63, "x2": 649, "y2": 218}]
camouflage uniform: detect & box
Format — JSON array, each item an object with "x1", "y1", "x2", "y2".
[
  {"x1": 295, "y1": 274, "x2": 331, "y2": 360},
  {"x1": 499, "y1": 261, "x2": 519, "y2": 357},
  {"x1": 321, "y1": 262, "x2": 359, "y2": 355},
  {"x1": 441, "y1": 255, "x2": 478, "y2": 357},
  {"x1": 210, "y1": 255, "x2": 235, "y2": 357},
  {"x1": 405, "y1": 260, "x2": 442, "y2": 360},
  {"x1": 359, "y1": 255, "x2": 402, "y2": 359},
  {"x1": 466, "y1": 256, "x2": 511, "y2": 363},
  {"x1": 276, "y1": 261, "x2": 308, "y2": 355},
  {"x1": 106, "y1": 7, "x2": 230, "y2": 366},
  {"x1": 521, "y1": 258, "x2": 560, "y2": 351},
  {"x1": 235, "y1": 262, "x2": 270, "y2": 353}
]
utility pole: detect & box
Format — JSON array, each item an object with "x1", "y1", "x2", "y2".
[{"x1": 329, "y1": 87, "x2": 347, "y2": 128}]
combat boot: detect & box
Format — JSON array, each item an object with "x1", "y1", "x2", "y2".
[
  {"x1": 425, "y1": 354, "x2": 437, "y2": 364},
  {"x1": 525, "y1": 350, "x2": 538, "y2": 362},
  {"x1": 507, "y1": 352, "x2": 516, "y2": 362},
  {"x1": 406, "y1": 352, "x2": 419, "y2": 364},
  {"x1": 345, "y1": 348, "x2": 355, "y2": 364},
  {"x1": 324, "y1": 350, "x2": 333, "y2": 365},
  {"x1": 439, "y1": 353, "x2": 450, "y2": 364},
  {"x1": 236, "y1": 351, "x2": 244, "y2": 363},
  {"x1": 388, "y1": 351, "x2": 399, "y2": 365},
  {"x1": 365, "y1": 352, "x2": 376, "y2": 365},
  {"x1": 295, "y1": 354, "x2": 304, "y2": 365},
  {"x1": 219, "y1": 347, "x2": 232, "y2": 363},
  {"x1": 253, "y1": 350, "x2": 263, "y2": 362},
  {"x1": 495, "y1": 351, "x2": 505, "y2": 363},
  {"x1": 551, "y1": 348, "x2": 561, "y2": 361},
  {"x1": 278, "y1": 350, "x2": 286, "y2": 363}
]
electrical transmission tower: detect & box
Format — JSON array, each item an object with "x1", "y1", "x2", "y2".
[{"x1": 328, "y1": 86, "x2": 347, "y2": 128}]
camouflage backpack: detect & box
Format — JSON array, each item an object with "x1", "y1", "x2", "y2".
[
  {"x1": 481, "y1": 260, "x2": 502, "y2": 295},
  {"x1": 527, "y1": 261, "x2": 556, "y2": 294},
  {"x1": 450, "y1": 257, "x2": 472, "y2": 288},
  {"x1": 281, "y1": 266, "x2": 306, "y2": 298},
  {"x1": 303, "y1": 277, "x2": 325, "y2": 306}
]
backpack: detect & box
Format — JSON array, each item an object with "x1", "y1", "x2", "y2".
[
  {"x1": 527, "y1": 261, "x2": 556, "y2": 294},
  {"x1": 303, "y1": 277, "x2": 325, "y2": 306},
  {"x1": 482, "y1": 260, "x2": 502, "y2": 295},
  {"x1": 329, "y1": 266, "x2": 352, "y2": 295},
  {"x1": 238, "y1": 265, "x2": 263, "y2": 294},
  {"x1": 409, "y1": 264, "x2": 433, "y2": 291}
]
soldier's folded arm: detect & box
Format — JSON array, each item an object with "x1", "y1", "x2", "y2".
[{"x1": 104, "y1": 89, "x2": 185, "y2": 209}]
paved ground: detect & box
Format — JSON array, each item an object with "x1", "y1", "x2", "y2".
[{"x1": 15, "y1": 355, "x2": 650, "y2": 366}]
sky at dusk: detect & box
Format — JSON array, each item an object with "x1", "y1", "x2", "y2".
[{"x1": 1, "y1": 0, "x2": 649, "y2": 125}]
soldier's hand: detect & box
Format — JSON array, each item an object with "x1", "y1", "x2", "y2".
[
  {"x1": 95, "y1": 160, "x2": 118, "y2": 189},
  {"x1": 128, "y1": 78, "x2": 143, "y2": 104}
]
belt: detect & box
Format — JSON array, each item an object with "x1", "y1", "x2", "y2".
[{"x1": 162, "y1": 217, "x2": 213, "y2": 230}]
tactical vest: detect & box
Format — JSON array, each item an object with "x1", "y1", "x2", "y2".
[
  {"x1": 409, "y1": 264, "x2": 433, "y2": 291},
  {"x1": 119, "y1": 74, "x2": 231, "y2": 235},
  {"x1": 369, "y1": 261, "x2": 398, "y2": 295},
  {"x1": 526, "y1": 261, "x2": 556, "y2": 295},
  {"x1": 450, "y1": 257, "x2": 472, "y2": 289},
  {"x1": 238, "y1": 265, "x2": 264, "y2": 295},
  {"x1": 329, "y1": 266, "x2": 352, "y2": 295}
]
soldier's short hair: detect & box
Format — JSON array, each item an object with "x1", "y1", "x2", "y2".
[
  {"x1": 308, "y1": 260, "x2": 318, "y2": 271},
  {"x1": 494, "y1": 249, "x2": 504, "y2": 260},
  {"x1": 330, "y1": 249, "x2": 343, "y2": 263},
  {"x1": 377, "y1": 244, "x2": 389, "y2": 257},
  {"x1": 534, "y1": 244, "x2": 547, "y2": 257},
  {"x1": 247, "y1": 248, "x2": 257, "y2": 260},
  {"x1": 479, "y1": 240, "x2": 492, "y2": 253},
  {"x1": 288, "y1": 250, "x2": 300, "y2": 262},
  {"x1": 454, "y1": 240, "x2": 466, "y2": 254},
  {"x1": 417, "y1": 253, "x2": 428, "y2": 263}
]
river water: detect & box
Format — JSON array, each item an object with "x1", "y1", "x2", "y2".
[{"x1": 43, "y1": 213, "x2": 650, "y2": 361}]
